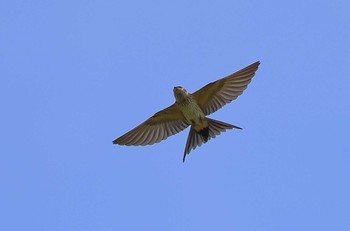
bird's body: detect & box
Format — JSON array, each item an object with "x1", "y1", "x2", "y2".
[
  {"x1": 174, "y1": 87, "x2": 208, "y2": 139},
  {"x1": 113, "y1": 61, "x2": 261, "y2": 161},
  {"x1": 175, "y1": 91, "x2": 205, "y2": 124}
]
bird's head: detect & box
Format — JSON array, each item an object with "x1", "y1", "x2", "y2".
[{"x1": 173, "y1": 86, "x2": 190, "y2": 102}]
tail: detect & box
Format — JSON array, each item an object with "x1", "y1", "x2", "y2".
[{"x1": 182, "y1": 118, "x2": 242, "y2": 162}]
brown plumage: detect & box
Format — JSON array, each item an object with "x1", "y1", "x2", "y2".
[{"x1": 113, "y1": 61, "x2": 260, "y2": 162}]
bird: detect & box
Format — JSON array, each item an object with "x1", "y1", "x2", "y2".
[{"x1": 113, "y1": 61, "x2": 260, "y2": 162}]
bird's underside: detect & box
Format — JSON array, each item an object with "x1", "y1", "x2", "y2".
[{"x1": 113, "y1": 61, "x2": 260, "y2": 162}]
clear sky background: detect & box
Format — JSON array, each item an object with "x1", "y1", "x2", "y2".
[{"x1": 1, "y1": 1, "x2": 350, "y2": 230}]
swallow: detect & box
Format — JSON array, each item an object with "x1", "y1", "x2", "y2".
[{"x1": 113, "y1": 61, "x2": 260, "y2": 162}]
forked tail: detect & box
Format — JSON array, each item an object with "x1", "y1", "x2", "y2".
[{"x1": 183, "y1": 118, "x2": 241, "y2": 162}]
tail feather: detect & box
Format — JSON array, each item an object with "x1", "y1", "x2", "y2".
[
  {"x1": 182, "y1": 118, "x2": 241, "y2": 162},
  {"x1": 198, "y1": 126, "x2": 209, "y2": 142}
]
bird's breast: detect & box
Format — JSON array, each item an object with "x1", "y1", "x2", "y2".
[{"x1": 178, "y1": 98, "x2": 205, "y2": 125}]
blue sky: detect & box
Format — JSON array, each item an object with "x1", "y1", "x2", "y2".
[{"x1": 1, "y1": 0, "x2": 350, "y2": 230}]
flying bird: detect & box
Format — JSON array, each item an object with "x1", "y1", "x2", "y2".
[{"x1": 113, "y1": 61, "x2": 260, "y2": 162}]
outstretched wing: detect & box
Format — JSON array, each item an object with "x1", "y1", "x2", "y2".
[
  {"x1": 191, "y1": 61, "x2": 260, "y2": 115},
  {"x1": 113, "y1": 103, "x2": 189, "y2": 146}
]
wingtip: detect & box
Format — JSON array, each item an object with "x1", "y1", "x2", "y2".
[{"x1": 252, "y1": 60, "x2": 261, "y2": 67}]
